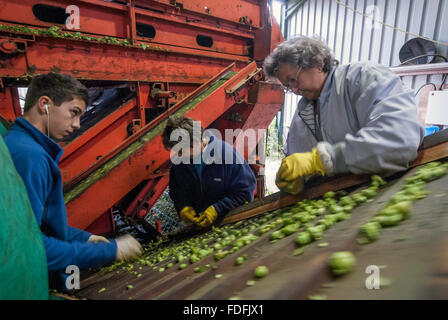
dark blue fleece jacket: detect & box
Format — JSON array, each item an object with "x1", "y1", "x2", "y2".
[
  {"x1": 169, "y1": 135, "x2": 256, "y2": 224},
  {"x1": 4, "y1": 118, "x2": 117, "y2": 287}
]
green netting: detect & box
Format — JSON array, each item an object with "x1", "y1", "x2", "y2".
[
  {"x1": 0, "y1": 133, "x2": 49, "y2": 299},
  {"x1": 0, "y1": 119, "x2": 8, "y2": 137}
]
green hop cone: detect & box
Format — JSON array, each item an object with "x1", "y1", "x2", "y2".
[
  {"x1": 329, "y1": 251, "x2": 356, "y2": 276},
  {"x1": 254, "y1": 266, "x2": 269, "y2": 278},
  {"x1": 360, "y1": 221, "x2": 381, "y2": 242},
  {"x1": 295, "y1": 231, "x2": 312, "y2": 246}
]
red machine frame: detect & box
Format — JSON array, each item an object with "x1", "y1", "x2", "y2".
[{"x1": 0, "y1": 0, "x2": 284, "y2": 235}]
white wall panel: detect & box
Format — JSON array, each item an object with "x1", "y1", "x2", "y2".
[{"x1": 280, "y1": 0, "x2": 448, "y2": 141}]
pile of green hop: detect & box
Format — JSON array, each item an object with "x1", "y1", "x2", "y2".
[
  {"x1": 97, "y1": 174, "x2": 387, "y2": 282},
  {"x1": 360, "y1": 161, "x2": 448, "y2": 244},
  {"x1": 96, "y1": 163, "x2": 445, "y2": 290}
]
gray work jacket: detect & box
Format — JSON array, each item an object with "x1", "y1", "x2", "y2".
[{"x1": 284, "y1": 62, "x2": 425, "y2": 175}]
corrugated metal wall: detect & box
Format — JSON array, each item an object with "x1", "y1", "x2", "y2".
[{"x1": 280, "y1": 0, "x2": 448, "y2": 140}]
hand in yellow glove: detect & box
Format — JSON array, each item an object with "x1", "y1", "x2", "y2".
[
  {"x1": 194, "y1": 205, "x2": 218, "y2": 228},
  {"x1": 179, "y1": 206, "x2": 197, "y2": 224},
  {"x1": 277, "y1": 148, "x2": 325, "y2": 182},
  {"x1": 276, "y1": 148, "x2": 324, "y2": 194},
  {"x1": 276, "y1": 176, "x2": 304, "y2": 195}
]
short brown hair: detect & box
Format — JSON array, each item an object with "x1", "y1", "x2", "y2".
[
  {"x1": 24, "y1": 73, "x2": 89, "y2": 112},
  {"x1": 162, "y1": 116, "x2": 204, "y2": 150}
]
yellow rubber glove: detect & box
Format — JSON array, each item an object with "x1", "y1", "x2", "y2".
[
  {"x1": 276, "y1": 148, "x2": 324, "y2": 195},
  {"x1": 194, "y1": 205, "x2": 218, "y2": 228},
  {"x1": 179, "y1": 206, "x2": 197, "y2": 224},
  {"x1": 277, "y1": 148, "x2": 325, "y2": 182},
  {"x1": 276, "y1": 176, "x2": 304, "y2": 195}
]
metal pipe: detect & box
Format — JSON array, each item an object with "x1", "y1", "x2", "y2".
[{"x1": 391, "y1": 62, "x2": 448, "y2": 76}]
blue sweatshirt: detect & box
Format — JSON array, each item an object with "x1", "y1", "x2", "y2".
[
  {"x1": 4, "y1": 118, "x2": 117, "y2": 287},
  {"x1": 169, "y1": 135, "x2": 257, "y2": 224}
]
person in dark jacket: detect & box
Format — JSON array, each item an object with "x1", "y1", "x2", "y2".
[
  {"x1": 162, "y1": 116, "x2": 257, "y2": 228},
  {"x1": 4, "y1": 73, "x2": 143, "y2": 290}
]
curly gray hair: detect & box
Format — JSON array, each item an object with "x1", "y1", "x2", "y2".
[{"x1": 263, "y1": 36, "x2": 338, "y2": 79}]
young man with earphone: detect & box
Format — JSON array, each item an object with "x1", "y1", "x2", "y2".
[{"x1": 4, "y1": 73, "x2": 143, "y2": 290}]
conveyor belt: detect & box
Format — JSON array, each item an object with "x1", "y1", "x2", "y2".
[
  {"x1": 222, "y1": 129, "x2": 448, "y2": 225},
  {"x1": 74, "y1": 160, "x2": 448, "y2": 299}
]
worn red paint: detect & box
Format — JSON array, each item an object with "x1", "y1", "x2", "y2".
[{"x1": 0, "y1": 0, "x2": 284, "y2": 232}]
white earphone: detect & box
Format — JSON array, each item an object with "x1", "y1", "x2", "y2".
[{"x1": 44, "y1": 104, "x2": 50, "y2": 137}]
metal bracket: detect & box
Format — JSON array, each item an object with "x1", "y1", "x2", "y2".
[
  {"x1": 225, "y1": 67, "x2": 262, "y2": 95},
  {"x1": 226, "y1": 67, "x2": 262, "y2": 104},
  {"x1": 231, "y1": 90, "x2": 245, "y2": 104},
  {"x1": 150, "y1": 83, "x2": 175, "y2": 108},
  {"x1": 128, "y1": 119, "x2": 142, "y2": 135},
  {"x1": 0, "y1": 38, "x2": 27, "y2": 54}
]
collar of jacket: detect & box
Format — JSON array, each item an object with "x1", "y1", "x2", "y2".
[
  {"x1": 183, "y1": 133, "x2": 216, "y2": 172},
  {"x1": 14, "y1": 117, "x2": 64, "y2": 163},
  {"x1": 318, "y1": 66, "x2": 337, "y2": 109},
  {"x1": 202, "y1": 133, "x2": 216, "y2": 160}
]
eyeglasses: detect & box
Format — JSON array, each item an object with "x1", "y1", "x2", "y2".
[{"x1": 280, "y1": 67, "x2": 302, "y2": 93}]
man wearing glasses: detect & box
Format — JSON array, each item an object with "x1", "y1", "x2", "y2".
[{"x1": 263, "y1": 36, "x2": 424, "y2": 194}]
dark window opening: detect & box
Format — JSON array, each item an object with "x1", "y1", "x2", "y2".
[
  {"x1": 196, "y1": 35, "x2": 213, "y2": 48},
  {"x1": 16, "y1": 42, "x2": 26, "y2": 52},
  {"x1": 145, "y1": 107, "x2": 167, "y2": 125},
  {"x1": 32, "y1": 4, "x2": 69, "y2": 25},
  {"x1": 61, "y1": 86, "x2": 135, "y2": 143},
  {"x1": 247, "y1": 38, "x2": 254, "y2": 59},
  {"x1": 136, "y1": 23, "x2": 156, "y2": 39}
]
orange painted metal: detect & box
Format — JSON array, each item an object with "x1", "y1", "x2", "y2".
[
  {"x1": 0, "y1": 0, "x2": 259, "y2": 39},
  {"x1": 62, "y1": 62, "x2": 238, "y2": 193},
  {"x1": 59, "y1": 98, "x2": 137, "y2": 179},
  {"x1": 0, "y1": 87, "x2": 23, "y2": 123},
  {"x1": 143, "y1": 0, "x2": 263, "y2": 28},
  {"x1": 129, "y1": 172, "x2": 170, "y2": 219},
  {"x1": 0, "y1": 0, "x2": 285, "y2": 233},
  {"x1": 0, "y1": 0, "x2": 256, "y2": 60},
  {"x1": 209, "y1": 81, "x2": 284, "y2": 181},
  {"x1": 66, "y1": 63, "x2": 262, "y2": 229},
  {"x1": 0, "y1": 35, "x2": 247, "y2": 81}
]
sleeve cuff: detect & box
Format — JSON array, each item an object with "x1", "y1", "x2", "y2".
[{"x1": 316, "y1": 141, "x2": 349, "y2": 175}]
